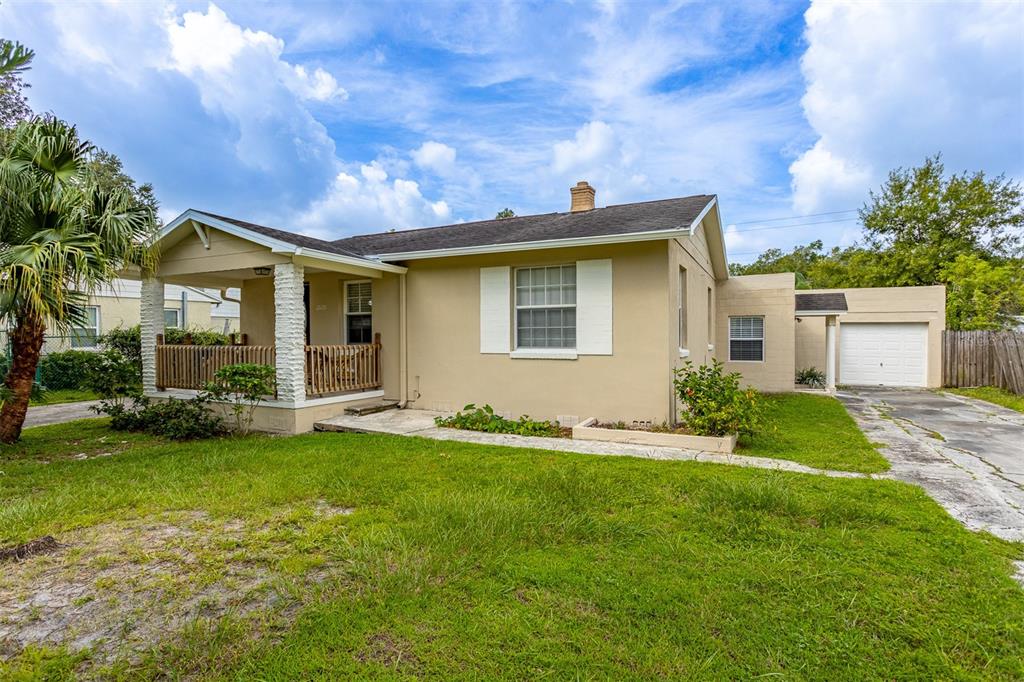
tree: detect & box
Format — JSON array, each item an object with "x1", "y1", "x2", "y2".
[
  {"x1": 0, "y1": 116, "x2": 157, "y2": 443},
  {"x1": 1, "y1": 40, "x2": 34, "y2": 135},
  {"x1": 941, "y1": 254, "x2": 1024, "y2": 330},
  {"x1": 495, "y1": 208, "x2": 515, "y2": 219},
  {"x1": 87, "y1": 149, "x2": 161, "y2": 225},
  {"x1": 729, "y1": 240, "x2": 826, "y2": 288},
  {"x1": 0, "y1": 40, "x2": 33, "y2": 78}
]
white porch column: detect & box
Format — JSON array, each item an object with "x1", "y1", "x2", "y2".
[
  {"x1": 825, "y1": 316, "x2": 837, "y2": 392},
  {"x1": 274, "y1": 262, "x2": 306, "y2": 405},
  {"x1": 140, "y1": 276, "x2": 165, "y2": 394}
]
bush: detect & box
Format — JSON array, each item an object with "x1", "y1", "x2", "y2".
[
  {"x1": 164, "y1": 327, "x2": 231, "y2": 346},
  {"x1": 98, "y1": 395, "x2": 225, "y2": 440},
  {"x1": 796, "y1": 367, "x2": 826, "y2": 388},
  {"x1": 38, "y1": 350, "x2": 103, "y2": 390},
  {"x1": 85, "y1": 350, "x2": 142, "y2": 407},
  {"x1": 673, "y1": 360, "x2": 765, "y2": 437},
  {"x1": 204, "y1": 363, "x2": 275, "y2": 434},
  {"x1": 435, "y1": 403, "x2": 562, "y2": 437},
  {"x1": 99, "y1": 325, "x2": 141, "y2": 367}
]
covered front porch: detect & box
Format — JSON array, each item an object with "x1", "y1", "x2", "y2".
[{"x1": 139, "y1": 211, "x2": 408, "y2": 423}]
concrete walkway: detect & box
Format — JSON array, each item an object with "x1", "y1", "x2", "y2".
[
  {"x1": 24, "y1": 401, "x2": 101, "y2": 429},
  {"x1": 838, "y1": 388, "x2": 1024, "y2": 542},
  {"x1": 315, "y1": 409, "x2": 876, "y2": 480}
]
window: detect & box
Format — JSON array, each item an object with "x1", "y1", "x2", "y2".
[
  {"x1": 70, "y1": 306, "x2": 100, "y2": 348},
  {"x1": 678, "y1": 266, "x2": 687, "y2": 350},
  {"x1": 729, "y1": 316, "x2": 764, "y2": 362},
  {"x1": 345, "y1": 281, "x2": 373, "y2": 344},
  {"x1": 515, "y1": 265, "x2": 576, "y2": 349},
  {"x1": 164, "y1": 308, "x2": 180, "y2": 328}
]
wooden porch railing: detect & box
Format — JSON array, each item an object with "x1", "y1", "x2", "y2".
[
  {"x1": 155, "y1": 336, "x2": 383, "y2": 397},
  {"x1": 305, "y1": 335, "x2": 382, "y2": 396},
  {"x1": 156, "y1": 344, "x2": 276, "y2": 390}
]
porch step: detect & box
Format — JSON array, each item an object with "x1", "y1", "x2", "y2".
[{"x1": 343, "y1": 400, "x2": 400, "y2": 417}]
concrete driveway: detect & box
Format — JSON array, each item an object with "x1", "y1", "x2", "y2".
[{"x1": 838, "y1": 388, "x2": 1024, "y2": 542}]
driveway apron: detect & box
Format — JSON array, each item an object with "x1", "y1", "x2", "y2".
[{"x1": 838, "y1": 388, "x2": 1024, "y2": 542}]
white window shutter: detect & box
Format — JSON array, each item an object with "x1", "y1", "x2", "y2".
[
  {"x1": 480, "y1": 266, "x2": 511, "y2": 353},
  {"x1": 576, "y1": 259, "x2": 613, "y2": 355}
]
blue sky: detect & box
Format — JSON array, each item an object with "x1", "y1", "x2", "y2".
[{"x1": 2, "y1": 0, "x2": 1022, "y2": 263}]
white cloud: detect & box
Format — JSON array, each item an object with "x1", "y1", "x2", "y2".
[
  {"x1": 296, "y1": 162, "x2": 451, "y2": 236},
  {"x1": 411, "y1": 141, "x2": 457, "y2": 175},
  {"x1": 791, "y1": 0, "x2": 1024, "y2": 213},
  {"x1": 552, "y1": 121, "x2": 616, "y2": 174}
]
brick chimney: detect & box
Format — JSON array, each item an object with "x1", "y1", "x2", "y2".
[{"x1": 569, "y1": 181, "x2": 595, "y2": 212}]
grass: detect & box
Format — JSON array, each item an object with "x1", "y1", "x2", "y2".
[
  {"x1": 948, "y1": 386, "x2": 1024, "y2": 414},
  {"x1": 739, "y1": 393, "x2": 890, "y2": 473},
  {"x1": 1, "y1": 419, "x2": 1022, "y2": 679},
  {"x1": 30, "y1": 388, "x2": 97, "y2": 406}
]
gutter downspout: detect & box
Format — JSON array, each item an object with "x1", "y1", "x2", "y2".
[
  {"x1": 219, "y1": 288, "x2": 241, "y2": 304},
  {"x1": 398, "y1": 272, "x2": 409, "y2": 408}
]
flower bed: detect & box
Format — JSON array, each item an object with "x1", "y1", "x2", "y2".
[{"x1": 572, "y1": 418, "x2": 737, "y2": 453}]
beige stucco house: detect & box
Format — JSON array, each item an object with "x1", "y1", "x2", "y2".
[{"x1": 142, "y1": 182, "x2": 945, "y2": 433}]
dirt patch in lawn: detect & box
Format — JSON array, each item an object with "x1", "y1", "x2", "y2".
[
  {"x1": 356, "y1": 632, "x2": 421, "y2": 672},
  {"x1": 0, "y1": 502, "x2": 349, "y2": 671}
]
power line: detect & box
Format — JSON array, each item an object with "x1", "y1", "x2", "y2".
[
  {"x1": 730, "y1": 209, "x2": 858, "y2": 226},
  {"x1": 729, "y1": 217, "x2": 862, "y2": 234}
]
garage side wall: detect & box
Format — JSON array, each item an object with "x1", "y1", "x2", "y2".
[
  {"x1": 715, "y1": 273, "x2": 796, "y2": 392},
  {"x1": 806, "y1": 286, "x2": 945, "y2": 388}
]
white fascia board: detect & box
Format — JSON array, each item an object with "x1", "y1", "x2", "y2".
[
  {"x1": 686, "y1": 195, "x2": 718, "y2": 236},
  {"x1": 795, "y1": 310, "x2": 848, "y2": 317},
  {"x1": 183, "y1": 286, "x2": 221, "y2": 303},
  {"x1": 160, "y1": 210, "x2": 405, "y2": 275},
  {"x1": 370, "y1": 226, "x2": 694, "y2": 261}
]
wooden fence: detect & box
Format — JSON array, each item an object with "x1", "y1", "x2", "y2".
[
  {"x1": 943, "y1": 330, "x2": 1024, "y2": 395},
  {"x1": 155, "y1": 339, "x2": 382, "y2": 397},
  {"x1": 156, "y1": 344, "x2": 276, "y2": 390}
]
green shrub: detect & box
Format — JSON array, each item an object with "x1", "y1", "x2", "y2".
[
  {"x1": 435, "y1": 403, "x2": 562, "y2": 437},
  {"x1": 85, "y1": 350, "x2": 142, "y2": 407},
  {"x1": 795, "y1": 367, "x2": 826, "y2": 388},
  {"x1": 38, "y1": 350, "x2": 103, "y2": 390},
  {"x1": 673, "y1": 360, "x2": 765, "y2": 437},
  {"x1": 99, "y1": 325, "x2": 141, "y2": 367},
  {"x1": 99, "y1": 395, "x2": 225, "y2": 440},
  {"x1": 0, "y1": 354, "x2": 10, "y2": 378},
  {"x1": 164, "y1": 327, "x2": 231, "y2": 346},
  {"x1": 204, "y1": 363, "x2": 275, "y2": 434}
]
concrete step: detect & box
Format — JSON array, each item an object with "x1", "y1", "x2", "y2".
[{"x1": 343, "y1": 400, "x2": 400, "y2": 417}]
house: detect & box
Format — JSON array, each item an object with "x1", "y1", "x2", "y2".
[
  {"x1": 141, "y1": 182, "x2": 945, "y2": 433},
  {"x1": 1, "y1": 280, "x2": 240, "y2": 356}
]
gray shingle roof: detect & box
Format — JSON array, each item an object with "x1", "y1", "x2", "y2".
[
  {"x1": 332, "y1": 194, "x2": 716, "y2": 257},
  {"x1": 201, "y1": 212, "x2": 367, "y2": 259},
  {"x1": 197, "y1": 194, "x2": 715, "y2": 262},
  {"x1": 795, "y1": 292, "x2": 848, "y2": 313}
]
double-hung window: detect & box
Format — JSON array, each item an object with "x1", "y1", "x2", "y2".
[
  {"x1": 70, "y1": 306, "x2": 100, "y2": 348},
  {"x1": 345, "y1": 281, "x2": 373, "y2": 344},
  {"x1": 729, "y1": 316, "x2": 764, "y2": 362},
  {"x1": 678, "y1": 266, "x2": 688, "y2": 351},
  {"x1": 515, "y1": 265, "x2": 576, "y2": 349}
]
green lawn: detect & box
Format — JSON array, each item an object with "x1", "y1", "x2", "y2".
[
  {"x1": 738, "y1": 393, "x2": 890, "y2": 473},
  {"x1": 1, "y1": 420, "x2": 1021, "y2": 679},
  {"x1": 29, "y1": 388, "x2": 97, "y2": 406},
  {"x1": 948, "y1": 386, "x2": 1024, "y2": 414}
]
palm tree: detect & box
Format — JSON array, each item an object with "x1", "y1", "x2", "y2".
[
  {"x1": 0, "y1": 116, "x2": 156, "y2": 443},
  {"x1": 0, "y1": 39, "x2": 33, "y2": 79}
]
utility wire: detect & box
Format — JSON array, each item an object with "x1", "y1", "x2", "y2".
[
  {"x1": 730, "y1": 209, "x2": 858, "y2": 225},
  {"x1": 729, "y1": 217, "x2": 862, "y2": 234}
]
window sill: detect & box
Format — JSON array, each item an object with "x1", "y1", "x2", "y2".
[
  {"x1": 708, "y1": 344, "x2": 715, "y2": 352},
  {"x1": 678, "y1": 348, "x2": 690, "y2": 358},
  {"x1": 510, "y1": 349, "x2": 578, "y2": 360}
]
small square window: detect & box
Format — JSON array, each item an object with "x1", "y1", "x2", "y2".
[{"x1": 728, "y1": 316, "x2": 764, "y2": 362}]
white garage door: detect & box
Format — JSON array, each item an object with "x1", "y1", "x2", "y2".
[{"x1": 839, "y1": 323, "x2": 928, "y2": 387}]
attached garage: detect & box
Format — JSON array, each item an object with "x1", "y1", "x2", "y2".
[{"x1": 839, "y1": 322, "x2": 928, "y2": 387}]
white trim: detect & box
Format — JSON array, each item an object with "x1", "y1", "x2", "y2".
[
  {"x1": 510, "y1": 349, "x2": 578, "y2": 360},
  {"x1": 686, "y1": 195, "x2": 718, "y2": 236},
  {"x1": 145, "y1": 388, "x2": 385, "y2": 409},
  {"x1": 159, "y1": 210, "x2": 407, "y2": 274},
  {"x1": 163, "y1": 307, "x2": 181, "y2": 329},
  {"x1": 191, "y1": 220, "x2": 210, "y2": 249},
  {"x1": 513, "y1": 263, "x2": 578, "y2": 354},
  {"x1": 372, "y1": 226, "x2": 694, "y2": 261},
  {"x1": 795, "y1": 310, "x2": 848, "y2": 317}
]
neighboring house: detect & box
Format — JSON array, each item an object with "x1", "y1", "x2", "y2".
[
  {"x1": 142, "y1": 181, "x2": 945, "y2": 433},
  {"x1": 1, "y1": 281, "x2": 241, "y2": 355}
]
